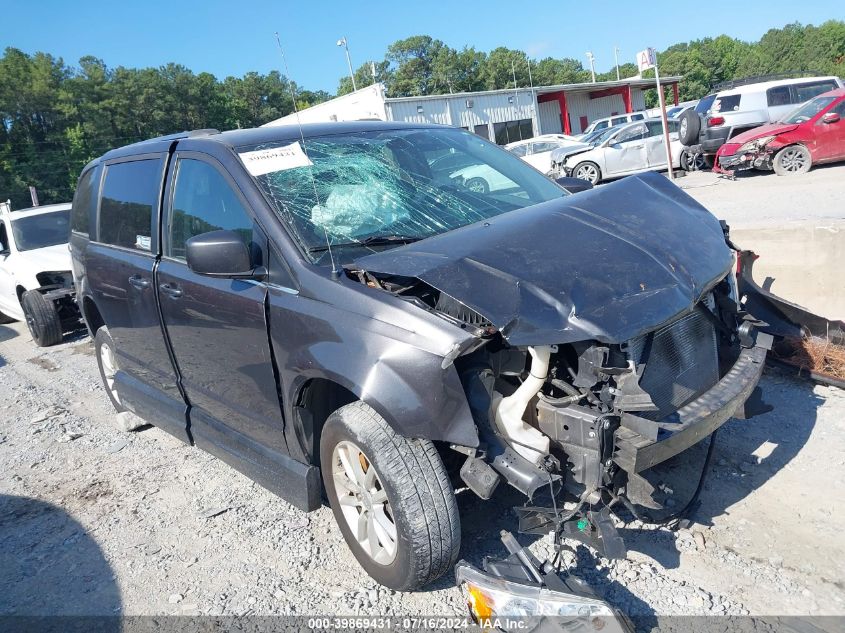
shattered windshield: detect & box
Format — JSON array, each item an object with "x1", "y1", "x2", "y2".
[{"x1": 240, "y1": 127, "x2": 567, "y2": 265}]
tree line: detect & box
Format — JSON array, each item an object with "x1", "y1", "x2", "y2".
[{"x1": 2, "y1": 20, "x2": 843, "y2": 207}]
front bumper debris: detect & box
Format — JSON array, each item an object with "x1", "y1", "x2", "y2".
[{"x1": 456, "y1": 531, "x2": 633, "y2": 632}]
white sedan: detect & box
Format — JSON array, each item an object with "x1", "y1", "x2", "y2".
[
  {"x1": 505, "y1": 134, "x2": 582, "y2": 174},
  {"x1": 561, "y1": 120, "x2": 683, "y2": 185}
]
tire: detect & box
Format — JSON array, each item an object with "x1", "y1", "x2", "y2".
[
  {"x1": 679, "y1": 149, "x2": 706, "y2": 172},
  {"x1": 21, "y1": 290, "x2": 62, "y2": 347},
  {"x1": 95, "y1": 326, "x2": 125, "y2": 413},
  {"x1": 572, "y1": 161, "x2": 601, "y2": 185},
  {"x1": 321, "y1": 401, "x2": 460, "y2": 590},
  {"x1": 773, "y1": 145, "x2": 811, "y2": 176},
  {"x1": 678, "y1": 110, "x2": 700, "y2": 146},
  {"x1": 464, "y1": 177, "x2": 489, "y2": 194}
]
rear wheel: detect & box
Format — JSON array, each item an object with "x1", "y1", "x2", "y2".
[
  {"x1": 773, "y1": 145, "x2": 811, "y2": 176},
  {"x1": 572, "y1": 161, "x2": 601, "y2": 185},
  {"x1": 21, "y1": 290, "x2": 62, "y2": 347},
  {"x1": 321, "y1": 401, "x2": 460, "y2": 590},
  {"x1": 680, "y1": 149, "x2": 706, "y2": 172},
  {"x1": 95, "y1": 326, "x2": 124, "y2": 413}
]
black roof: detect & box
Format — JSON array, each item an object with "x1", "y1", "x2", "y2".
[{"x1": 96, "y1": 120, "x2": 443, "y2": 163}]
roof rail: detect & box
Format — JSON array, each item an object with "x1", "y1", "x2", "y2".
[
  {"x1": 712, "y1": 72, "x2": 827, "y2": 92},
  {"x1": 126, "y1": 128, "x2": 221, "y2": 147}
]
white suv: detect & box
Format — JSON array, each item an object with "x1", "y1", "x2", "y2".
[
  {"x1": 581, "y1": 112, "x2": 647, "y2": 136},
  {"x1": 678, "y1": 75, "x2": 844, "y2": 159},
  {"x1": 505, "y1": 134, "x2": 582, "y2": 173},
  {"x1": 0, "y1": 202, "x2": 80, "y2": 346}
]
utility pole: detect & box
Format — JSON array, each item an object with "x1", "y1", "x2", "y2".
[
  {"x1": 336, "y1": 37, "x2": 356, "y2": 92},
  {"x1": 586, "y1": 51, "x2": 596, "y2": 83},
  {"x1": 614, "y1": 47, "x2": 621, "y2": 81}
]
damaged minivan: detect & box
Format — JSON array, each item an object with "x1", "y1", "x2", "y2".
[{"x1": 70, "y1": 122, "x2": 771, "y2": 601}]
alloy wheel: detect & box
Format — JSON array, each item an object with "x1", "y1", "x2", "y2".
[
  {"x1": 575, "y1": 164, "x2": 599, "y2": 184},
  {"x1": 779, "y1": 147, "x2": 808, "y2": 172},
  {"x1": 99, "y1": 340, "x2": 120, "y2": 404},
  {"x1": 331, "y1": 440, "x2": 397, "y2": 565}
]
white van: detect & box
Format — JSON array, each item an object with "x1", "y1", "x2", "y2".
[{"x1": 581, "y1": 112, "x2": 647, "y2": 136}]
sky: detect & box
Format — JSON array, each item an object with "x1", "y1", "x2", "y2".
[{"x1": 3, "y1": 0, "x2": 843, "y2": 93}]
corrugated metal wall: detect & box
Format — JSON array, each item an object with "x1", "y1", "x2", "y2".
[{"x1": 537, "y1": 100, "x2": 563, "y2": 134}]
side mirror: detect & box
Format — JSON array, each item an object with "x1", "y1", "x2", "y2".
[
  {"x1": 822, "y1": 112, "x2": 841, "y2": 124},
  {"x1": 185, "y1": 230, "x2": 265, "y2": 279}
]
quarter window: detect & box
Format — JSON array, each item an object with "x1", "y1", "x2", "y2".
[
  {"x1": 167, "y1": 158, "x2": 253, "y2": 260},
  {"x1": 793, "y1": 81, "x2": 838, "y2": 103},
  {"x1": 99, "y1": 159, "x2": 162, "y2": 251},
  {"x1": 71, "y1": 166, "x2": 99, "y2": 236}
]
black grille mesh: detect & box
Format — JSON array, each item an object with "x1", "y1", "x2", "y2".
[{"x1": 628, "y1": 308, "x2": 719, "y2": 421}]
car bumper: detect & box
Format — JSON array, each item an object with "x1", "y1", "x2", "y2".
[{"x1": 613, "y1": 334, "x2": 771, "y2": 474}]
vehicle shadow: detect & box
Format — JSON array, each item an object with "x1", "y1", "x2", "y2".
[
  {"x1": 618, "y1": 371, "x2": 823, "y2": 569},
  {"x1": 0, "y1": 494, "x2": 122, "y2": 624},
  {"x1": 0, "y1": 324, "x2": 18, "y2": 343}
]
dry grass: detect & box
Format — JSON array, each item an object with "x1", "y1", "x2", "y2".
[{"x1": 772, "y1": 335, "x2": 845, "y2": 380}]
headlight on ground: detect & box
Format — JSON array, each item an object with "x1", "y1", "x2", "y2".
[
  {"x1": 737, "y1": 135, "x2": 776, "y2": 154},
  {"x1": 456, "y1": 562, "x2": 630, "y2": 632}
]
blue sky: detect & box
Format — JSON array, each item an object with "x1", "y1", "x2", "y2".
[{"x1": 4, "y1": 0, "x2": 842, "y2": 93}]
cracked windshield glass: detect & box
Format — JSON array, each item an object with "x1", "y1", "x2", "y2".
[{"x1": 240, "y1": 127, "x2": 567, "y2": 265}]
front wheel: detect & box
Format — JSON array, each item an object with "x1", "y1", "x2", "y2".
[
  {"x1": 773, "y1": 145, "x2": 811, "y2": 176},
  {"x1": 680, "y1": 149, "x2": 706, "y2": 172},
  {"x1": 572, "y1": 161, "x2": 601, "y2": 185},
  {"x1": 464, "y1": 177, "x2": 489, "y2": 194},
  {"x1": 321, "y1": 402, "x2": 461, "y2": 590},
  {"x1": 21, "y1": 290, "x2": 62, "y2": 347}
]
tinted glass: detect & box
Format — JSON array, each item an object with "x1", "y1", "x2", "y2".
[
  {"x1": 782, "y1": 95, "x2": 837, "y2": 124},
  {"x1": 71, "y1": 167, "x2": 98, "y2": 236},
  {"x1": 531, "y1": 142, "x2": 559, "y2": 153},
  {"x1": 473, "y1": 124, "x2": 490, "y2": 140},
  {"x1": 168, "y1": 159, "x2": 253, "y2": 260},
  {"x1": 99, "y1": 159, "x2": 162, "y2": 251},
  {"x1": 11, "y1": 210, "x2": 70, "y2": 251},
  {"x1": 611, "y1": 117, "x2": 627, "y2": 126},
  {"x1": 244, "y1": 127, "x2": 566, "y2": 266},
  {"x1": 594, "y1": 120, "x2": 609, "y2": 131},
  {"x1": 615, "y1": 124, "x2": 647, "y2": 143},
  {"x1": 793, "y1": 81, "x2": 838, "y2": 103},
  {"x1": 695, "y1": 94, "x2": 717, "y2": 114},
  {"x1": 493, "y1": 119, "x2": 533, "y2": 145},
  {"x1": 631, "y1": 113, "x2": 645, "y2": 121},
  {"x1": 713, "y1": 94, "x2": 741, "y2": 112},
  {"x1": 508, "y1": 144, "x2": 528, "y2": 157},
  {"x1": 767, "y1": 86, "x2": 791, "y2": 107}
]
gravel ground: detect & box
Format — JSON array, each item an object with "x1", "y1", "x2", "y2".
[{"x1": 1, "y1": 319, "x2": 844, "y2": 621}]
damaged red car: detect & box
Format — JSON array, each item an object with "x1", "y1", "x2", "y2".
[{"x1": 716, "y1": 88, "x2": 845, "y2": 175}]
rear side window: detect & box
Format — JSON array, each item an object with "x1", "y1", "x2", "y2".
[
  {"x1": 167, "y1": 158, "x2": 253, "y2": 260},
  {"x1": 71, "y1": 166, "x2": 100, "y2": 236},
  {"x1": 695, "y1": 94, "x2": 717, "y2": 114},
  {"x1": 767, "y1": 86, "x2": 791, "y2": 107},
  {"x1": 793, "y1": 81, "x2": 838, "y2": 103},
  {"x1": 508, "y1": 144, "x2": 528, "y2": 157},
  {"x1": 713, "y1": 94, "x2": 741, "y2": 113},
  {"x1": 593, "y1": 120, "x2": 609, "y2": 131},
  {"x1": 631, "y1": 113, "x2": 645, "y2": 121},
  {"x1": 99, "y1": 159, "x2": 162, "y2": 252}
]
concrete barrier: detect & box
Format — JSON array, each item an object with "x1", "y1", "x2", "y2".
[{"x1": 731, "y1": 220, "x2": 845, "y2": 321}]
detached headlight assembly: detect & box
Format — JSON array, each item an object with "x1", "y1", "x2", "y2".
[
  {"x1": 737, "y1": 135, "x2": 776, "y2": 154},
  {"x1": 456, "y1": 562, "x2": 631, "y2": 632}
]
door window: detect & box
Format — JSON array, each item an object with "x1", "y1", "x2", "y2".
[
  {"x1": 99, "y1": 159, "x2": 162, "y2": 251},
  {"x1": 167, "y1": 158, "x2": 253, "y2": 260},
  {"x1": 614, "y1": 124, "x2": 647, "y2": 144},
  {"x1": 508, "y1": 144, "x2": 529, "y2": 157}
]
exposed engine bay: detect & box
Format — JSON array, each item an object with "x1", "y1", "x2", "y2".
[{"x1": 348, "y1": 262, "x2": 772, "y2": 561}]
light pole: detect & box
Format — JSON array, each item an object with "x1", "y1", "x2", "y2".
[
  {"x1": 337, "y1": 37, "x2": 356, "y2": 92},
  {"x1": 614, "y1": 47, "x2": 621, "y2": 81},
  {"x1": 586, "y1": 51, "x2": 596, "y2": 83}
]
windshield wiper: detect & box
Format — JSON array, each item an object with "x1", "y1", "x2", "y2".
[{"x1": 308, "y1": 235, "x2": 423, "y2": 253}]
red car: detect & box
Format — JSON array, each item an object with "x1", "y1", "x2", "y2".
[{"x1": 715, "y1": 88, "x2": 845, "y2": 175}]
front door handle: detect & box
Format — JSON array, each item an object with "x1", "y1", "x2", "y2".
[
  {"x1": 128, "y1": 275, "x2": 151, "y2": 290},
  {"x1": 159, "y1": 283, "x2": 183, "y2": 298}
]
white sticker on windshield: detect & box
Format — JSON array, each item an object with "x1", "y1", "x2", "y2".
[{"x1": 239, "y1": 142, "x2": 313, "y2": 176}]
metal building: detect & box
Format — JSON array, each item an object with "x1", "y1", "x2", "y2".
[{"x1": 264, "y1": 76, "x2": 682, "y2": 143}]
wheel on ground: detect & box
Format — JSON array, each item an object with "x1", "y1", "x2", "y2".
[
  {"x1": 21, "y1": 290, "x2": 62, "y2": 347},
  {"x1": 572, "y1": 161, "x2": 601, "y2": 185},
  {"x1": 95, "y1": 326, "x2": 125, "y2": 413},
  {"x1": 678, "y1": 110, "x2": 700, "y2": 146},
  {"x1": 321, "y1": 401, "x2": 460, "y2": 590},
  {"x1": 773, "y1": 145, "x2": 811, "y2": 176},
  {"x1": 464, "y1": 177, "x2": 489, "y2": 194},
  {"x1": 680, "y1": 149, "x2": 706, "y2": 172}
]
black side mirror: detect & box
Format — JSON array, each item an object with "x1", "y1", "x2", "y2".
[
  {"x1": 185, "y1": 230, "x2": 265, "y2": 279},
  {"x1": 555, "y1": 176, "x2": 594, "y2": 193}
]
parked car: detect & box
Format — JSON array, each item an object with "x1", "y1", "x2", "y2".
[
  {"x1": 581, "y1": 112, "x2": 647, "y2": 136},
  {"x1": 678, "y1": 75, "x2": 844, "y2": 161},
  {"x1": 505, "y1": 134, "x2": 582, "y2": 173},
  {"x1": 716, "y1": 89, "x2": 845, "y2": 176},
  {"x1": 70, "y1": 122, "x2": 771, "y2": 601},
  {"x1": 558, "y1": 119, "x2": 683, "y2": 184},
  {"x1": 549, "y1": 125, "x2": 626, "y2": 171},
  {"x1": 0, "y1": 202, "x2": 80, "y2": 346}
]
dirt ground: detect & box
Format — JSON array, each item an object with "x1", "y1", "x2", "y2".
[{"x1": 2, "y1": 167, "x2": 845, "y2": 623}]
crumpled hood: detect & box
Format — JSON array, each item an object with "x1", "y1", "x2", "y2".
[
  {"x1": 729, "y1": 122, "x2": 799, "y2": 145},
  {"x1": 354, "y1": 172, "x2": 733, "y2": 346},
  {"x1": 17, "y1": 243, "x2": 72, "y2": 274},
  {"x1": 550, "y1": 143, "x2": 593, "y2": 163}
]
